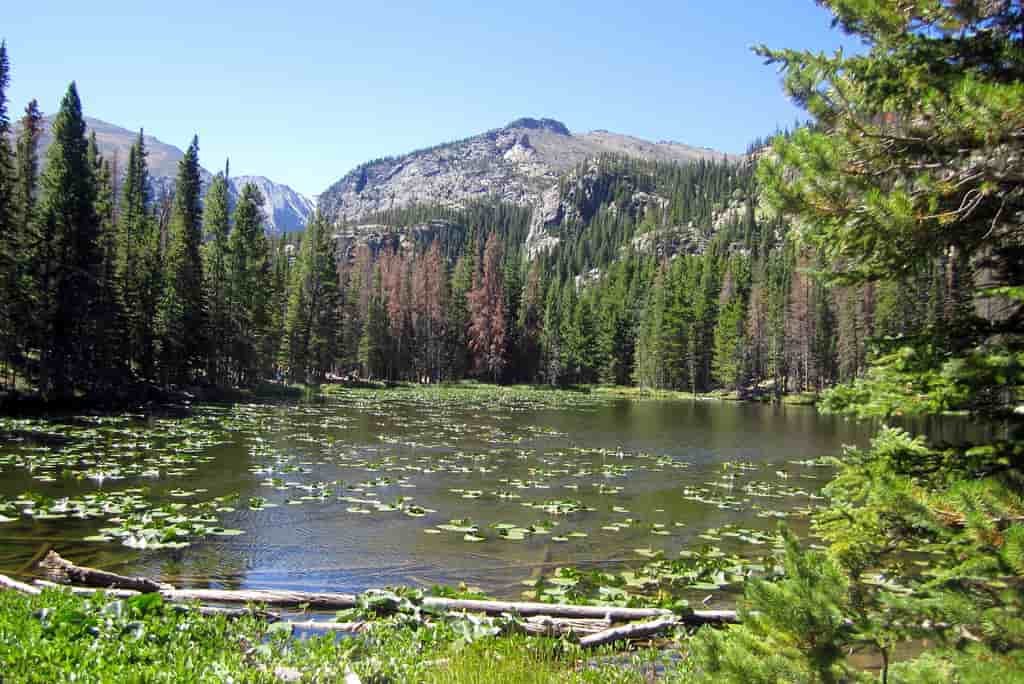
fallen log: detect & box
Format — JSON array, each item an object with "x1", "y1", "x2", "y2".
[
  {"x1": 33, "y1": 553, "x2": 739, "y2": 625},
  {"x1": 520, "y1": 616, "x2": 611, "y2": 637},
  {"x1": 579, "y1": 617, "x2": 680, "y2": 649},
  {"x1": 39, "y1": 551, "x2": 169, "y2": 593},
  {"x1": 32, "y1": 581, "x2": 280, "y2": 621},
  {"x1": 0, "y1": 573, "x2": 41, "y2": 595},
  {"x1": 422, "y1": 597, "x2": 671, "y2": 621}
]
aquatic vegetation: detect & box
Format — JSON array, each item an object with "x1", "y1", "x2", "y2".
[{"x1": 0, "y1": 387, "x2": 841, "y2": 598}]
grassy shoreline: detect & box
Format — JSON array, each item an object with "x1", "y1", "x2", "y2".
[{"x1": 0, "y1": 588, "x2": 681, "y2": 683}]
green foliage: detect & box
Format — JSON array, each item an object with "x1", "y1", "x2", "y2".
[
  {"x1": 733, "y1": 1, "x2": 1024, "y2": 681},
  {"x1": 285, "y1": 212, "x2": 339, "y2": 384},
  {"x1": 683, "y1": 530, "x2": 856, "y2": 684},
  {"x1": 157, "y1": 135, "x2": 205, "y2": 385}
]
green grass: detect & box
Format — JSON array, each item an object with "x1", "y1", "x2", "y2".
[{"x1": 0, "y1": 589, "x2": 682, "y2": 683}]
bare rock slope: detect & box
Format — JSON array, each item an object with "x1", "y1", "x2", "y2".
[{"x1": 318, "y1": 117, "x2": 734, "y2": 229}]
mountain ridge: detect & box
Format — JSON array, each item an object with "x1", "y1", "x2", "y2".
[
  {"x1": 318, "y1": 117, "x2": 737, "y2": 228},
  {"x1": 24, "y1": 115, "x2": 315, "y2": 234}
]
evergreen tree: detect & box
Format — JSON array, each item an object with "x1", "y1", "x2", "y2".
[
  {"x1": 201, "y1": 170, "x2": 231, "y2": 385},
  {"x1": 448, "y1": 249, "x2": 475, "y2": 379},
  {"x1": 285, "y1": 212, "x2": 339, "y2": 384},
  {"x1": 88, "y1": 134, "x2": 124, "y2": 384},
  {"x1": 358, "y1": 265, "x2": 387, "y2": 379},
  {"x1": 227, "y1": 182, "x2": 270, "y2": 386},
  {"x1": 0, "y1": 44, "x2": 17, "y2": 389},
  {"x1": 117, "y1": 131, "x2": 160, "y2": 379},
  {"x1": 157, "y1": 135, "x2": 205, "y2": 384},
  {"x1": 10, "y1": 99, "x2": 43, "y2": 387},
  {"x1": 696, "y1": 3, "x2": 1024, "y2": 679},
  {"x1": 35, "y1": 83, "x2": 101, "y2": 399}
]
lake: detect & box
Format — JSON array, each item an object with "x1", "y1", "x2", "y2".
[{"x1": 0, "y1": 386, "x2": 974, "y2": 605}]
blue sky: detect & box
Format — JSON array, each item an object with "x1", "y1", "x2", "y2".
[{"x1": 5, "y1": 1, "x2": 857, "y2": 196}]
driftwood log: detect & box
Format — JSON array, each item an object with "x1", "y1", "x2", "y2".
[
  {"x1": 29, "y1": 552, "x2": 740, "y2": 648},
  {"x1": 579, "y1": 617, "x2": 680, "y2": 648},
  {"x1": 0, "y1": 573, "x2": 41, "y2": 595},
  {"x1": 39, "y1": 551, "x2": 169, "y2": 593}
]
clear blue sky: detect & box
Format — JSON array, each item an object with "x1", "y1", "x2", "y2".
[{"x1": 4, "y1": 1, "x2": 857, "y2": 196}]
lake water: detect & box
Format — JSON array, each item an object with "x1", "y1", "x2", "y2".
[{"x1": 0, "y1": 387, "x2": 973, "y2": 602}]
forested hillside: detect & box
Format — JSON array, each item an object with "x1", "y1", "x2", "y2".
[
  {"x1": 327, "y1": 152, "x2": 971, "y2": 396},
  {"x1": 0, "y1": 41, "x2": 977, "y2": 403}
]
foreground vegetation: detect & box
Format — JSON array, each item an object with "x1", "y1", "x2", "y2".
[{"x1": 0, "y1": 587, "x2": 674, "y2": 683}]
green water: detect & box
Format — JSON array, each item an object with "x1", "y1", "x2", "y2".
[{"x1": 0, "y1": 388, "x2": 971, "y2": 600}]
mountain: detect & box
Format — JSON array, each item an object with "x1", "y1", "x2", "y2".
[
  {"x1": 318, "y1": 117, "x2": 736, "y2": 227},
  {"x1": 229, "y1": 175, "x2": 315, "y2": 234},
  {"x1": 26, "y1": 116, "x2": 314, "y2": 234}
]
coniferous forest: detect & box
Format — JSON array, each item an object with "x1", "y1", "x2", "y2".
[{"x1": 0, "y1": 42, "x2": 974, "y2": 402}]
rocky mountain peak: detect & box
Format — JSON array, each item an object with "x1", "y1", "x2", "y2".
[
  {"x1": 318, "y1": 117, "x2": 737, "y2": 233},
  {"x1": 504, "y1": 117, "x2": 571, "y2": 136}
]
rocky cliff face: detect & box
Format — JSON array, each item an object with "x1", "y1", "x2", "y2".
[
  {"x1": 27, "y1": 116, "x2": 314, "y2": 234},
  {"x1": 229, "y1": 175, "x2": 315, "y2": 234},
  {"x1": 318, "y1": 117, "x2": 734, "y2": 247}
]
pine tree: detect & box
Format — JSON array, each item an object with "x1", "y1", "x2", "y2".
[
  {"x1": 201, "y1": 169, "x2": 231, "y2": 386},
  {"x1": 0, "y1": 43, "x2": 16, "y2": 389},
  {"x1": 448, "y1": 248, "x2": 475, "y2": 379},
  {"x1": 10, "y1": 99, "x2": 43, "y2": 387},
  {"x1": 285, "y1": 212, "x2": 339, "y2": 384},
  {"x1": 88, "y1": 134, "x2": 124, "y2": 385},
  {"x1": 117, "y1": 131, "x2": 160, "y2": 379},
  {"x1": 725, "y1": 2, "x2": 1024, "y2": 678},
  {"x1": 358, "y1": 265, "x2": 387, "y2": 379},
  {"x1": 157, "y1": 135, "x2": 205, "y2": 385},
  {"x1": 227, "y1": 182, "x2": 270, "y2": 386},
  {"x1": 412, "y1": 241, "x2": 448, "y2": 382},
  {"x1": 35, "y1": 83, "x2": 101, "y2": 399},
  {"x1": 516, "y1": 260, "x2": 544, "y2": 383}
]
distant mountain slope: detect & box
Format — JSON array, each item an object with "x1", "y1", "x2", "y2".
[
  {"x1": 27, "y1": 116, "x2": 313, "y2": 233},
  {"x1": 319, "y1": 117, "x2": 735, "y2": 225},
  {"x1": 230, "y1": 175, "x2": 315, "y2": 234}
]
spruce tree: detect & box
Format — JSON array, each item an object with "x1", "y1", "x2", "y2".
[
  {"x1": 117, "y1": 131, "x2": 160, "y2": 379},
  {"x1": 88, "y1": 134, "x2": 124, "y2": 385},
  {"x1": 227, "y1": 182, "x2": 270, "y2": 386},
  {"x1": 11, "y1": 99, "x2": 43, "y2": 386},
  {"x1": 157, "y1": 135, "x2": 205, "y2": 385},
  {"x1": 35, "y1": 83, "x2": 101, "y2": 399},
  {"x1": 0, "y1": 43, "x2": 16, "y2": 388},
  {"x1": 201, "y1": 170, "x2": 231, "y2": 385},
  {"x1": 285, "y1": 212, "x2": 339, "y2": 384},
  {"x1": 692, "y1": 3, "x2": 1024, "y2": 679}
]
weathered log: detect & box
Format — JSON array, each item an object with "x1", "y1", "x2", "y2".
[
  {"x1": 33, "y1": 581, "x2": 279, "y2": 620},
  {"x1": 520, "y1": 616, "x2": 611, "y2": 637},
  {"x1": 166, "y1": 588, "x2": 359, "y2": 610},
  {"x1": 579, "y1": 617, "x2": 680, "y2": 649},
  {"x1": 0, "y1": 573, "x2": 42, "y2": 595},
  {"x1": 34, "y1": 579, "x2": 140, "y2": 598},
  {"x1": 32, "y1": 554, "x2": 739, "y2": 625},
  {"x1": 39, "y1": 551, "x2": 170, "y2": 593},
  {"x1": 421, "y1": 597, "x2": 672, "y2": 621}
]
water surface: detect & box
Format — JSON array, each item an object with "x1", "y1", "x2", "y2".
[{"x1": 0, "y1": 389, "x2": 964, "y2": 599}]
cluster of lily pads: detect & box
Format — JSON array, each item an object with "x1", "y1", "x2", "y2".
[
  {"x1": 0, "y1": 488, "x2": 244, "y2": 549},
  {"x1": 527, "y1": 528, "x2": 787, "y2": 607}
]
